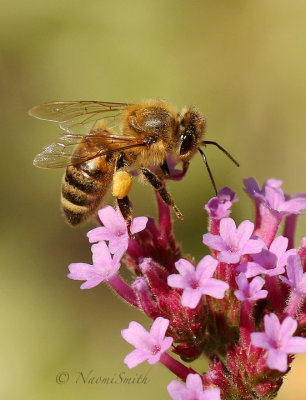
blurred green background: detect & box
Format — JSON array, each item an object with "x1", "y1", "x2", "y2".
[{"x1": 1, "y1": 0, "x2": 306, "y2": 399}]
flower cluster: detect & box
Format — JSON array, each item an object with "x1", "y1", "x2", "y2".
[{"x1": 68, "y1": 178, "x2": 306, "y2": 400}]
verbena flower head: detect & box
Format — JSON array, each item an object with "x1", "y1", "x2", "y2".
[{"x1": 67, "y1": 177, "x2": 306, "y2": 400}]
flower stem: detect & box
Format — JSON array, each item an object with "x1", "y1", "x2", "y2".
[
  {"x1": 284, "y1": 290, "x2": 305, "y2": 318},
  {"x1": 108, "y1": 275, "x2": 138, "y2": 307},
  {"x1": 160, "y1": 352, "x2": 197, "y2": 381}
]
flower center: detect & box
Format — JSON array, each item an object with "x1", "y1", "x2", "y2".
[
  {"x1": 190, "y1": 279, "x2": 199, "y2": 289},
  {"x1": 151, "y1": 344, "x2": 161, "y2": 355}
]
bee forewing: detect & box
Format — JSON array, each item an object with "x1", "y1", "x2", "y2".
[{"x1": 29, "y1": 101, "x2": 131, "y2": 135}]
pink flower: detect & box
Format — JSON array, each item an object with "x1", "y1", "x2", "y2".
[
  {"x1": 244, "y1": 178, "x2": 306, "y2": 216},
  {"x1": 234, "y1": 273, "x2": 268, "y2": 302},
  {"x1": 121, "y1": 317, "x2": 173, "y2": 368},
  {"x1": 280, "y1": 255, "x2": 306, "y2": 295},
  {"x1": 167, "y1": 256, "x2": 229, "y2": 309},
  {"x1": 205, "y1": 187, "x2": 237, "y2": 220},
  {"x1": 68, "y1": 241, "x2": 121, "y2": 289},
  {"x1": 167, "y1": 373, "x2": 221, "y2": 400},
  {"x1": 87, "y1": 206, "x2": 148, "y2": 253},
  {"x1": 202, "y1": 218, "x2": 264, "y2": 264},
  {"x1": 251, "y1": 313, "x2": 306, "y2": 372},
  {"x1": 237, "y1": 236, "x2": 296, "y2": 278}
]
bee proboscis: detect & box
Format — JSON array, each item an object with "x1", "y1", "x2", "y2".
[{"x1": 29, "y1": 99, "x2": 239, "y2": 228}]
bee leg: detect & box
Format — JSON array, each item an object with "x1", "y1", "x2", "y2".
[
  {"x1": 116, "y1": 196, "x2": 133, "y2": 237},
  {"x1": 141, "y1": 168, "x2": 184, "y2": 220},
  {"x1": 113, "y1": 153, "x2": 134, "y2": 236},
  {"x1": 160, "y1": 160, "x2": 170, "y2": 178}
]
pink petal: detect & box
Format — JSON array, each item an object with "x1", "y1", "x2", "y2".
[
  {"x1": 68, "y1": 263, "x2": 92, "y2": 280},
  {"x1": 98, "y1": 206, "x2": 126, "y2": 231},
  {"x1": 108, "y1": 237, "x2": 128, "y2": 254},
  {"x1": 236, "y1": 262, "x2": 265, "y2": 278},
  {"x1": 185, "y1": 373, "x2": 204, "y2": 391},
  {"x1": 219, "y1": 218, "x2": 237, "y2": 245},
  {"x1": 175, "y1": 259, "x2": 195, "y2": 275},
  {"x1": 196, "y1": 255, "x2": 218, "y2": 279},
  {"x1": 218, "y1": 251, "x2": 241, "y2": 264},
  {"x1": 121, "y1": 321, "x2": 150, "y2": 347},
  {"x1": 80, "y1": 277, "x2": 104, "y2": 289},
  {"x1": 202, "y1": 234, "x2": 227, "y2": 252},
  {"x1": 167, "y1": 380, "x2": 188, "y2": 400},
  {"x1": 264, "y1": 314, "x2": 280, "y2": 339},
  {"x1": 236, "y1": 220, "x2": 254, "y2": 247},
  {"x1": 249, "y1": 276, "x2": 265, "y2": 293},
  {"x1": 267, "y1": 349, "x2": 288, "y2": 372},
  {"x1": 124, "y1": 349, "x2": 148, "y2": 368},
  {"x1": 280, "y1": 198, "x2": 306, "y2": 213},
  {"x1": 285, "y1": 337, "x2": 306, "y2": 353},
  {"x1": 92, "y1": 241, "x2": 112, "y2": 267},
  {"x1": 201, "y1": 278, "x2": 229, "y2": 299},
  {"x1": 181, "y1": 288, "x2": 202, "y2": 309},
  {"x1": 279, "y1": 316, "x2": 297, "y2": 339},
  {"x1": 244, "y1": 177, "x2": 261, "y2": 196},
  {"x1": 269, "y1": 236, "x2": 288, "y2": 257},
  {"x1": 167, "y1": 274, "x2": 187, "y2": 289},
  {"x1": 251, "y1": 332, "x2": 272, "y2": 350},
  {"x1": 87, "y1": 226, "x2": 113, "y2": 243},
  {"x1": 235, "y1": 273, "x2": 249, "y2": 291},
  {"x1": 130, "y1": 216, "x2": 148, "y2": 234},
  {"x1": 150, "y1": 317, "x2": 170, "y2": 341},
  {"x1": 202, "y1": 387, "x2": 221, "y2": 400},
  {"x1": 241, "y1": 238, "x2": 265, "y2": 255}
]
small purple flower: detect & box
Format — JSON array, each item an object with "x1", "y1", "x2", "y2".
[
  {"x1": 205, "y1": 187, "x2": 238, "y2": 220},
  {"x1": 251, "y1": 313, "x2": 306, "y2": 372},
  {"x1": 121, "y1": 317, "x2": 173, "y2": 368},
  {"x1": 237, "y1": 236, "x2": 296, "y2": 278},
  {"x1": 167, "y1": 373, "x2": 221, "y2": 400},
  {"x1": 202, "y1": 218, "x2": 264, "y2": 264},
  {"x1": 244, "y1": 178, "x2": 306, "y2": 216},
  {"x1": 167, "y1": 256, "x2": 229, "y2": 309},
  {"x1": 68, "y1": 241, "x2": 121, "y2": 289},
  {"x1": 87, "y1": 205, "x2": 148, "y2": 253},
  {"x1": 234, "y1": 273, "x2": 268, "y2": 302},
  {"x1": 280, "y1": 255, "x2": 306, "y2": 295}
]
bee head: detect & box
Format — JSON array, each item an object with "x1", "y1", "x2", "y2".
[{"x1": 176, "y1": 108, "x2": 206, "y2": 162}]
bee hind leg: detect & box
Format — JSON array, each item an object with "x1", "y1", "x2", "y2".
[{"x1": 141, "y1": 168, "x2": 184, "y2": 220}]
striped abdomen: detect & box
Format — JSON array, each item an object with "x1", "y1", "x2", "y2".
[{"x1": 61, "y1": 158, "x2": 115, "y2": 225}]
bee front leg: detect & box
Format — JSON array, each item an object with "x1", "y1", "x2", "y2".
[{"x1": 141, "y1": 168, "x2": 183, "y2": 220}]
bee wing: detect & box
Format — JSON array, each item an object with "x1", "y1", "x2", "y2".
[
  {"x1": 29, "y1": 101, "x2": 131, "y2": 134},
  {"x1": 33, "y1": 131, "x2": 146, "y2": 169}
]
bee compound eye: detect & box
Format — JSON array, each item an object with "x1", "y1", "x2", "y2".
[{"x1": 179, "y1": 132, "x2": 195, "y2": 155}]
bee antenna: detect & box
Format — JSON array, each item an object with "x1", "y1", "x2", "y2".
[
  {"x1": 198, "y1": 148, "x2": 218, "y2": 196},
  {"x1": 202, "y1": 141, "x2": 240, "y2": 167}
]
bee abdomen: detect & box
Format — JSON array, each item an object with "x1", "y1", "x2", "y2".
[{"x1": 61, "y1": 165, "x2": 112, "y2": 226}]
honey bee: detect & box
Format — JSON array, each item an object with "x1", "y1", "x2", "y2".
[{"x1": 30, "y1": 99, "x2": 239, "y2": 228}]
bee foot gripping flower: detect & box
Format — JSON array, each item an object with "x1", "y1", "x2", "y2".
[{"x1": 68, "y1": 178, "x2": 306, "y2": 400}]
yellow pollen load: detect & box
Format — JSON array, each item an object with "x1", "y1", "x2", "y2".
[{"x1": 112, "y1": 171, "x2": 133, "y2": 199}]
